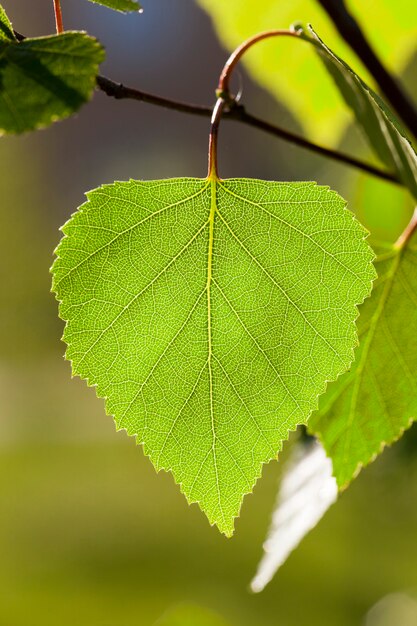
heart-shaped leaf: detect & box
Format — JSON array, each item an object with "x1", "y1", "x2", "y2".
[{"x1": 52, "y1": 177, "x2": 374, "y2": 535}]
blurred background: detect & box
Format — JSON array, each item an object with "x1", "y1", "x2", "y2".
[{"x1": 1, "y1": 1, "x2": 417, "y2": 624}]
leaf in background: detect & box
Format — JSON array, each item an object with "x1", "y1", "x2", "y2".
[
  {"x1": 251, "y1": 438, "x2": 337, "y2": 592},
  {"x1": 196, "y1": 0, "x2": 417, "y2": 144},
  {"x1": 154, "y1": 603, "x2": 233, "y2": 626},
  {"x1": 0, "y1": 28, "x2": 104, "y2": 135},
  {"x1": 0, "y1": 4, "x2": 15, "y2": 42},
  {"x1": 310, "y1": 215, "x2": 417, "y2": 489},
  {"x1": 87, "y1": 0, "x2": 142, "y2": 12},
  {"x1": 350, "y1": 172, "x2": 414, "y2": 246},
  {"x1": 52, "y1": 177, "x2": 374, "y2": 535},
  {"x1": 365, "y1": 593, "x2": 417, "y2": 626},
  {"x1": 306, "y1": 26, "x2": 417, "y2": 201}
]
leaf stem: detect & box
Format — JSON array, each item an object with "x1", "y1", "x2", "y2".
[
  {"x1": 11, "y1": 22, "x2": 399, "y2": 186},
  {"x1": 394, "y1": 207, "x2": 417, "y2": 249},
  {"x1": 208, "y1": 98, "x2": 226, "y2": 178},
  {"x1": 218, "y1": 29, "x2": 300, "y2": 95},
  {"x1": 97, "y1": 75, "x2": 399, "y2": 186},
  {"x1": 209, "y1": 29, "x2": 300, "y2": 178},
  {"x1": 53, "y1": 0, "x2": 64, "y2": 34}
]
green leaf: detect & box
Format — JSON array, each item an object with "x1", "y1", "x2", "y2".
[
  {"x1": 87, "y1": 0, "x2": 141, "y2": 12},
  {"x1": 154, "y1": 603, "x2": 232, "y2": 626},
  {"x1": 350, "y1": 170, "x2": 415, "y2": 246},
  {"x1": 196, "y1": 0, "x2": 417, "y2": 144},
  {"x1": 310, "y1": 219, "x2": 417, "y2": 489},
  {"x1": 0, "y1": 31, "x2": 104, "y2": 135},
  {"x1": 52, "y1": 177, "x2": 374, "y2": 535},
  {"x1": 0, "y1": 5, "x2": 16, "y2": 42},
  {"x1": 305, "y1": 26, "x2": 417, "y2": 201}
]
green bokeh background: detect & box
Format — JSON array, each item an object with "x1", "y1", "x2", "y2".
[{"x1": 1, "y1": 1, "x2": 416, "y2": 625}]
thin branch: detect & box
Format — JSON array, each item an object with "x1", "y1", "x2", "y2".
[
  {"x1": 53, "y1": 0, "x2": 64, "y2": 34},
  {"x1": 97, "y1": 76, "x2": 211, "y2": 117},
  {"x1": 211, "y1": 29, "x2": 300, "y2": 178},
  {"x1": 317, "y1": 0, "x2": 417, "y2": 138},
  {"x1": 218, "y1": 29, "x2": 299, "y2": 94},
  {"x1": 97, "y1": 75, "x2": 399, "y2": 185},
  {"x1": 231, "y1": 108, "x2": 399, "y2": 183}
]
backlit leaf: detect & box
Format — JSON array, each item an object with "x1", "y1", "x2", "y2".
[
  {"x1": 87, "y1": 0, "x2": 141, "y2": 12},
  {"x1": 0, "y1": 5, "x2": 16, "y2": 42},
  {"x1": 310, "y1": 217, "x2": 417, "y2": 488},
  {"x1": 306, "y1": 26, "x2": 417, "y2": 200},
  {"x1": 52, "y1": 177, "x2": 374, "y2": 535},
  {"x1": 0, "y1": 29, "x2": 104, "y2": 135},
  {"x1": 196, "y1": 0, "x2": 417, "y2": 144}
]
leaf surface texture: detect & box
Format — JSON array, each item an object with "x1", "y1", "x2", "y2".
[
  {"x1": 310, "y1": 228, "x2": 417, "y2": 488},
  {"x1": 52, "y1": 177, "x2": 374, "y2": 534}
]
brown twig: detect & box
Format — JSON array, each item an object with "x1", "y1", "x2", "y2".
[
  {"x1": 218, "y1": 29, "x2": 299, "y2": 94},
  {"x1": 209, "y1": 29, "x2": 300, "y2": 178},
  {"x1": 97, "y1": 75, "x2": 399, "y2": 185},
  {"x1": 53, "y1": 0, "x2": 64, "y2": 34}
]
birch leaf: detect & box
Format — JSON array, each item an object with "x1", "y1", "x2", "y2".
[
  {"x1": 0, "y1": 23, "x2": 104, "y2": 135},
  {"x1": 52, "y1": 177, "x2": 374, "y2": 535},
  {"x1": 310, "y1": 217, "x2": 417, "y2": 488}
]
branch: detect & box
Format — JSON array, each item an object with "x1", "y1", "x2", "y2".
[
  {"x1": 53, "y1": 0, "x2": 64, "y2": 34},
  {"x1": 317, "y1": 0, "x2": 417, "y2": 138},
  {"x1": 97, "y1": 75, "x2": 399, "y2": 185}
]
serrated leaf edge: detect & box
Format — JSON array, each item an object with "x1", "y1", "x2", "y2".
[
  {"x1": 87, "y1": 0, "x2": 142, "y2": 14},
  {"x1": 51, "y1": 178, "x2": 376, "y2": 536},
  {"x1": 310, "y1": 239, "x2": 416, "y2": 490}
]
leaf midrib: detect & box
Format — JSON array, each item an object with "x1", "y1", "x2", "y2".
[{"x1": 207, "y1": 175, "x2": 223, "y2": 527}]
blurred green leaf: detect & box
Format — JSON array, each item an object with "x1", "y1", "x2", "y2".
[
  {"x1": 306, "y1": 26, "x2": 417, "y2": 200},
  {"x1": 154, "y1": 603, "x2": 232, "y2": 626},
  {"x1": 0, "y1": 30, "x2": 104, "y2": 135},
  {"x1": 87, "y1": 0, "x2": 141, "y2": 12},
  {"x1": 196, "y1": 0, "x2": 417, "y2": 144},
  {"x1": 52, "y1": 177, "x2": 374, "y2": 535},
  {"x1": 310, "y1": 223, "x2": 417, "y2": 488},
  {"x1": 0, "y1": 4, "x2": 16, "y2": 42},
  {"x1": 350, "y1": 173, "x2": 414, "y2": 245}
]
